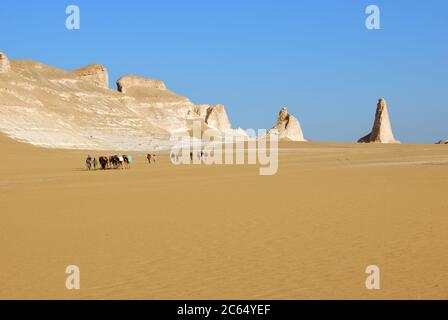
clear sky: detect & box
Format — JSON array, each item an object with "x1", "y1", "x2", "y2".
[{"x1": 1, "y1": 0, "x2": 447, "y2": 143}]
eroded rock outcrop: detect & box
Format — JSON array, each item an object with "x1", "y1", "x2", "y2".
[
  {"x1": 72, "y1": 64, "x2": 109, "y2": 88},
  {"x1": 0, "y1": 52, "x2": 10, "y2": 73},
  {"x1": 192, "y1": 104, "x2": 209, "y2": 119},
  {"x1": 266, "y1": 107, "x2": 306, "y2": 141},
  {"x1": 117, "y1": 75, "x2": 166, "y2": 94},
  {"x1": 206, "y1": 104, "x2": 232, "y2": 132},
  {"x1": 0, "y1": 53, "x2": 236, "y2": 150},
  {"x1": 191, "y1": 104, "x2": 232, "y2": 132},
  {"x1": 436, "y1": 140, "x2": 448, "y2": 145},
  {"x1": 358, "y1": 99, "x2": 400, "y2": 144}
]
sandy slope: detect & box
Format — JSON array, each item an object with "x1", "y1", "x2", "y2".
[{"x1": 1, "y1": 134, "x2": 448, "y2": 300}]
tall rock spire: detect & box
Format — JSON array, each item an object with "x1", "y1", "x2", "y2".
[{"x1": 358, "y1": 99, "x2": 400, "y2": 144}]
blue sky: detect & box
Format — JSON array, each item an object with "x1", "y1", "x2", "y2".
[{"x1": 1, "y1": 0, "x2": 447, "y2": 143}]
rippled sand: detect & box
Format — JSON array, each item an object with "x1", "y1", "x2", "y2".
[{"x1": 1, "y1": 134, "x2": 448, "y2": 300}]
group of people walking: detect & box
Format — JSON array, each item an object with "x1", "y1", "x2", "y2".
[
  {"x1": 85, "y1": 155, "x2": 133, "y2": 170},
  {"x1": 85, "y1": 150, "x2": 222, "y2": 170},
  {"x1": 169, "y1": 151, "x2": 209, "y2": 163},
  {"x1": 190, "y1": 151, "x2": 209, "y2": 161},
  {"x1": 85, "y1": 153, "x2": 160, "y2": 171},
  {"x1": 146, "y1": 153, "x2": 156, "y2": 164}
]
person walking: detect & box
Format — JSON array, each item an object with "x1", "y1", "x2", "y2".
[
  {"x1": 85, "y1": 155, "x2": 92, "y2": 171},
  {"x1": 93, "y1": 157, "x2": 98, "y2": 170}
]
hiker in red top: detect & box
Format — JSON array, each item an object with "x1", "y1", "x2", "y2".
[{"x1": 147, "y1": 153, "x2": 152, "y2": 164}]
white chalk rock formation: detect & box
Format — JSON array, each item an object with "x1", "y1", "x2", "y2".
[
  {"x1": 267, "y1": 107, "x2": 306, "y2": 141},
  {"x1": 117, "y1": 75, "x2": 166, "y2": 94},
  {"x1": 72, "y1": 64, "x2": 109, "y2": 88},
  {"x1": 358, "y1": 99, "x2": 400, "y2": 144},
  {"x1": 0, "y1": 52, "x2": 11, "y2": 73},
  {"x1": 206, "y1": 104, "x2": 232, "y2": 132},
  {"x1": 0, "y1": 52, "x2": 237, "y2": 150},
  {"x1": 191, "y1": 104, "x2": 232, "y2": 132},
  {"x1": 436, "y1": 140, "x2": 448, "y2": 145}
]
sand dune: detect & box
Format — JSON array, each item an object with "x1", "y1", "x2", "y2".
[{"x1": 1, "y1": 134, "x2": 448, "y2": 299}]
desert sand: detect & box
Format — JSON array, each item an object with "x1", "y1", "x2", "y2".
[{"x1": 1, "y1": 133, "x2": 448, "y2": 300}]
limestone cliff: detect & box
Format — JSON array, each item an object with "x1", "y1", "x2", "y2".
[
  {"x1": 117, "y1": 75, "x2": 166, "y2": 94},
  {"x1": 0, "y1": 52, "x2": 235, "y2": 150},
  {"x1": 72, "y1": 64, "x2": 109, "y2": 89},
  {"x1": 192, "y1": 104, "x2": 232, "y2": 132}
]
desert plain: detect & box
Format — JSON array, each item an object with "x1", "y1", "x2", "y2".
[{"x1": 1, "y1": 133, "x2": 448, "y2": 300}]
